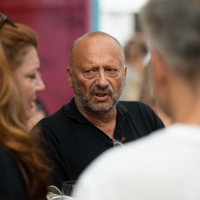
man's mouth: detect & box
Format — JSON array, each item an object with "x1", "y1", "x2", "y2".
[
  {"x1": 93, "y1": 92, "x2": 109, "y2": 101},
  {"x1": 96, "y1": 93, "x2": 107, "y2": 97}
]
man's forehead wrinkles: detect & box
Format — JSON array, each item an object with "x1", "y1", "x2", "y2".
[
  {"x1": 83, "y1": 61, "x2": 120, "y2": 67},
  {"x1": 77, "y1": 35, "x2": 121, "y2": 51},
  {"x1": 80, "y1": 53, "x2": 121, "y2": 65},
  {"x1": 83, "y1": 51, "x2": 117, "y2": 58},
  {"x1": 82, "y1": 47, "x2": 122, "y2": 59},
  {"x1": 71, "y1": 36, "x2": 124, "y2": 69},
  {"x1": 78, "y1": 49, "x2": 121, "y2": 60},
  {"x1": 78, "y1": 44, "x2": 120, "y2": 55}
]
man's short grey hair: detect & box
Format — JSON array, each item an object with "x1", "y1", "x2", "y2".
[
  {"x1": 69, "y1": 31, "x2": 124, "y2": 73},
  {"x1": 140, "y1": 0, "x2": 200, "y2": 79}
]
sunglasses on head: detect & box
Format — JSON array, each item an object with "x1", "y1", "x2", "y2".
[{"x1": 0, "y1": 13, "x2": 17, "y2": 30}]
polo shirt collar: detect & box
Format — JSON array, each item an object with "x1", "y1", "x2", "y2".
[
  {"x1": 65, "y1": 97, "x2": 127, "y2": 123},
  {"x1": 116, "y1": 100, "x2": 127, "y2": 115},
  {"x1": 65, "y1": 98, "x2": 88, "y2": 123}
]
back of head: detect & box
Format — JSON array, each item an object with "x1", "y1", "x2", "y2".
[
  {"x1": 141, "y1": 0, "x2": 200, "y2": 82},
  {"x1": 0, "y1": 18, "x2": 51, "y2": 200}
]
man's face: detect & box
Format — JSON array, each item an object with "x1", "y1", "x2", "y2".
[{"x1": 68, "y1": 36, "x2": 127, "y2": 116}]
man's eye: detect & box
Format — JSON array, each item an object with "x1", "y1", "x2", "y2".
[
  {"x1": 84, "y1": 70, "x2": 97, "y2": 79},
  {"x1": 106, "y1": 69, "x2": 116, "y2": 74},
  {"x1": 85, "y1": 70, "x2": 91, "y2": 74},
  {"x1": 106, "y1": 69, "x2": 118, "y2": 77}
]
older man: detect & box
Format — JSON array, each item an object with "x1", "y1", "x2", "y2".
[
  {"x1": 74, "y1": 1, "x2": 200, "y2": 200},
  {"x1": 32, "y1": 31, "x2": 164, "y2": 189}
]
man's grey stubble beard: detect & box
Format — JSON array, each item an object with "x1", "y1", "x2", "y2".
[{"x1": 72, "y1": 75, "x2": 125, "y2": 117}]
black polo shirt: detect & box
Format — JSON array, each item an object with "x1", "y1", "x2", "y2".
[{"x1": 33, "y1": 98, "x2": 164, "y2": 190}]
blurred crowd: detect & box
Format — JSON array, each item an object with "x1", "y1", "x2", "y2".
[{"x1": 121, "y1": 32, "x2": 172, "y2": 126}]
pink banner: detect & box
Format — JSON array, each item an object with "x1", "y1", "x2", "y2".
[{"x1": 0, "y1": 0, "x2": 90, "y2": 115}]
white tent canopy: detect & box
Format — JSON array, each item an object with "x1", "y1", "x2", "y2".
[
  {"x1": 99, "y1": 0, "x2": 148, "y2": 46},
  {"x1": 100, "y1": 0, "x2": 148, "y2": 13}
]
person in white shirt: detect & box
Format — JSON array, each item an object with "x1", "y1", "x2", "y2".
[{"x1": 73, "y1": 0, "x2": 200, "y2": 199}]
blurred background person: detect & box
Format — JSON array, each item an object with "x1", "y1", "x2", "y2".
[
  {"x1": 26, "y1": 99, "x2": 48, "y2": 131},
  {"x1": 0, "y1": 13, "x2": 51, "y2": 200},
  {"x1": 120, "y1": 33, "x2": 149, "y2": 101},
  {"x1": 139, "y1": 62, "x2": 172, "y2": 126}
]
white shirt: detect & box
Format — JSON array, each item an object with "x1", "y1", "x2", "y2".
[{"x1": 74, "y1": 124, "x2": 200, "y2": 200}]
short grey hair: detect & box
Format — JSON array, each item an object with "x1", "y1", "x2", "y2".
[
  {"x1": 69, "y1": 31, "x2": 124, "y2": 73},
  {"x1": 140, "y1": 0, "x2": 200, "y2": 79}
]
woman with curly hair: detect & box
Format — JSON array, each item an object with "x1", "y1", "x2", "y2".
[{"x1": 0, "y1": 13, "x2": 51, "y2": 200}]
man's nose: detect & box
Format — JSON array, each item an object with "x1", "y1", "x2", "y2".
[
  {"x1": 35, "y1": 72, "x2": 45, "y2": 93},
  {"x1": 96, "y1": 69, "x2": 109, "y2": 88}
]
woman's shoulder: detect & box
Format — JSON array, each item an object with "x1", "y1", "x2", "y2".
[
  {"x1": 0, "y1": 146, "x2": 27, "y2": 200},
  {"x1": 0, "y1": 146, "x2": 21, "y2": 172},
  {"x1": 0, "y1": 146, "x2": 16, "y2": 164}
]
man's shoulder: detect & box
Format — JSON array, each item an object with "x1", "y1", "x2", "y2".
[
  {"x1": 32, "y1": 100, "x2": 80, "y2": 138},
  {"x1": 118, "y1": 100, "x2": 155, "y2": 119},
  {"x1": 31, "y1": 105, "x2": 69, "y2": 143},
  {"x1": 119, "y1": 100, "x2": 151, "y2": 111},
  {"x1": 31, "y1": 104, "x2": 70, "y2": 138},
  {"x1": 118, "y1": 101, "x2": 164, "y2": 130},
  {"x1": 37, "y1": 104, "x2": 67, "y2": 127}
]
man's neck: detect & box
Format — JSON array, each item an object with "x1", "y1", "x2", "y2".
[
  {"x1": 75, "y1": 100, "x2": 117, "y2": 139},
  {"x1": 168, "y1": 79, "x2": 200, "y2": 126},
  {"x1": 173, "y1": 95, "x2": 200, "y2": 126}
]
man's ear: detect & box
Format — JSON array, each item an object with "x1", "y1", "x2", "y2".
[
  {"x1": 124, "y1": 66, "x2": 127, "y2": 86},
  {"x1": 66, "y1": 67, "x2": 73, "y2": 88},
  {"x1": 150, "y1": 51, "x2": 168, "y2": 90}
]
